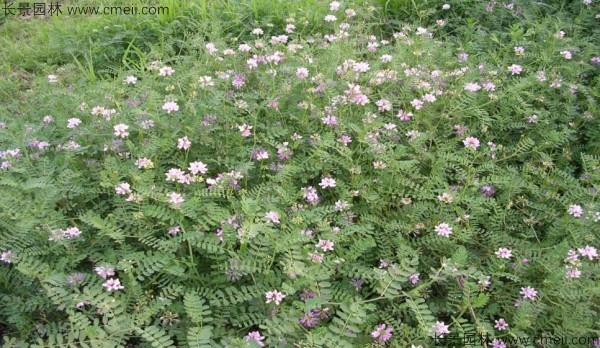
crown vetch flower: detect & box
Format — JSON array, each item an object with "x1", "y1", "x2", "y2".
[
  {"x1": 568, "y1": 204, "x2": 584, "y2": 217},
  {"x1": 371, "y1": 323, "x2": 393, "y2": 342},
  {"x1": 177, "y1": 136, "x2": 191, "y2": 150},
  {"x1": 265, "y1": 290, "x2": 286, "y2": 305},
  {"x1": 508, "y1": 64, "x2": 523, "y2": 75},
  {"x1": 162, "y1": 101, "x2": 179, "y2": 113},
  {"x1": 123, "y1": 75, "x2": 137, "y2": 84},
  {"x1": 463, "y1": 136, "x2": 480, "y2": 150},
  {"x1": 244, "y1": 331, "x2": 265, "y2": 347},
  {"x1": 481, "y1": 184, "x2": 496, "y2": 197},
  {"x1": 316, "y1": 239, "x2": 334, "y2": 252},
  {"x1": 168, "y1": 192, "x2": 184, "y2": 205},
  {"x1": 102, "y1": 278, "x2": 124, "y2": 291},
  {"x1": 432, "y1": 321, "x2": 450, "y2": 337},
  {"x1": 113, "y1": 124, "x2": 129, "y2": 138},
  {"x1": 1, "y1": 250, "x2": 14, "y2": 263},
  {"x1": 265, "y1": 211, "x2": 280, "y2": 224},
  {"x1": 520, "y1": 286, "x2": 538, "y2": 300},
  {"x1": 495, "y1": 248, "x2": 512, "y2": 259},
  {"x1": 158, "y1": 66, "x2": 175, "y2": 76},
  {"x1": 578, "y1": 245, "x2": 597, "y2": 260},
  {"x1": 319, "y1": 176, "x2": 336, "y2": 189},
  {"x1": 494, "y1": 318, "x2": 509, "y2": 331},
  {"x1": 115, "y1": 182, "x2": 132, "y2": 195},
  {"x1": 188, "y1": 161, "x2": 208, "y2": 175},
  {"x1": 95, "y1": 265, "x2": 115, "y2": 279},
  {"x1": 434, "y1": 223, "x2": 452, "y2": 237}
]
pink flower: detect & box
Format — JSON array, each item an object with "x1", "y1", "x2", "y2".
[
  {"x1": 437, "y1": 192, "x2": 453, "y2": 203},
  {"x1": 338, "y1": 134, "x2": 352, "y2": 145},
  {"x1": 507, "y1": 64, "x2": 523, "y2": 75},
  {"x1": 397, "y1": 109, "x2": 413, "y2": 122},
  {"x1": 520, "y1": 286, "x2": 538, "y2": 300},
  {"x1": 135, "y1": 157, "x2": 153, "y2": 169},
  {"x1": 494, "y1": 318, "x2": 509, "y2": 331},
  {"x1": 302, "y1": 186, "x2": 320, "y2": 205},
  {"x1": 578, "y1": 245, "x2": 598, "y2": 260},
  {"x1": 321, "y1": 115, "x2": 338, "y2": 126},
  {"x1": 94, "y1": 265, "x2": 115, "y2": 279},
  {"x1": 316, "y1": 239, "x2": 334, "y2": 252},
  {"x1": 102, "y1": 278, "x2": 124, "y2": 291},
  {"x1": 1, "y1": 250, "x2": 14, "y2": 263},
  {"x1": 123, "y1": 76, "x2": 137, "y2": 84},
  {"x1": 244, "y1": 331, "x2": 265, "y2": 347},
  {"x1": 75, "y1": 300, "x2": 91, "y2": 309},
  {"x1": 238, "y1": 124, "x2": 253, "y2": 137},
  {"x1": 410, "y1": 98, "x2": 424, "y2": 110},
  {"x1": 565, "y1": 249, "x2": 580, "y2": 264},
  {"x1": 371, "y1": 324, "x2": 393, "y2": 342},
  {"x1": 514, "y1": 46, "x2": 525, "y2": 55},
  {"x1": 113, "y1": 124, "x2": 129, "y2": 138},
  {"x1": 380, "y1": 54, "x2": 392, "y2": 62},
  {"x1": 177, "y1": 136, "x2": 191, "y2": 150},
  {"x1": 434, "y1": 223, "x2": 452, "y2": 237},
  {"x1": 238, "y1": 43, "x2": 251, "y2": 52},
  {"x1": 168, "y1": 192, "x2": 184, "y2": 205},
  {"x1": 296, "y1": 67, "x2": 309, "y2": 79},
  {"x1": 309, "y1": 252, "x2": 324, "y2": 263},
  {"x1": 483, "y1": 82, "x2": 496, "y2": 91},
  {"x1": 560, "y1": 50, "x2": 572, "y2": 59},
  {"x1": 409, "y1": 273, "x2": 420, "y2": 284},
  {"x1": 67, "y1": 118, "x2": 82, "y2": 129},
  {"x1": 158, "y1": 66, "x2": 175, "y2": 76},
  {"x1": 115, "y1": 182, "x2": 132, "y2": 195},
  {"x1": 252, "y1": 148, "x2": 269, "y2": 160},
  {"x1": 431, "y1": 321, "x2": 450, "y2": 337},
  {"x1": 463, "y1": 136, "x2": 480, "y2": 150},
  {"x1": 162, "y1": 101, "x2": 179, "y2": 113},
  {"x1": 464, "y1": 83, "x2": 481, "y2": 92},
  {"x1": 423, "y1": 93, "x2": 436, "y2": 103},
  {"x1": 492, "y1": 339, "x2": 507, "y2": 348},
  {"x1": 265, "y1": 290, "x2": 286, "y2": 305},
  {"x1": 353, "y1": 62, "x2": 370, "y2": 73},
  {"x1": 324, "y1": 14, "x2": 337, "y2": 22},
  {"x1": 565, "y1": 266, "x2": 581, "y2": 279},
  {"x1": 567, "y1": 204, "x2": 584, "y2": 217},
  {"x1": 168, "y1": 226, "x2": 180, "y2": 235},
  {"x1": 495, "y1": 248, "x2": 512, "y2": 259},
  {"x1": 265, "y1": 211, "x2": 280, "y2": 224},
  {"x1": 205, "y1": 43, "x2": 218, "y2": 55},
  {"x1": 62, "y1": 227, "x2": 81, "y2": 238},
  {"x1": 188, "y1": 161, "x2": 208, "y2": 175},
  {"x1": 376, "y1": 99, "x2": 392, "y2": 112},
  {"x1": 319, "y1": 176, "x2": 336, "y2": 189},
  {"x1": 270, "y1": 35, "x2": 288, "y2": 45},
  {"x1": 165, "y1": 168, "x2": 186, "y2": 182}
]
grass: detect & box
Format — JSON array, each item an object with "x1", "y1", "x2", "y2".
[{"x1": 0, "y1": 0, "x2": 598, "y2": 346}]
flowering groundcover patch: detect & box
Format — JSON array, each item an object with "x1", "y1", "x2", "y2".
[{"x1": 0, "y1": 0, "x2": 599, "y2": 347}]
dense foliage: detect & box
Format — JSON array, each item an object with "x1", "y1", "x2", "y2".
[{"x1": 1, "y1": 1, "x2": 599, "y2": 347}]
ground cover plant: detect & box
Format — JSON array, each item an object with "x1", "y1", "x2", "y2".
[{"x1": 0, "y1": 0, "x2": 599, "y2": 347}]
